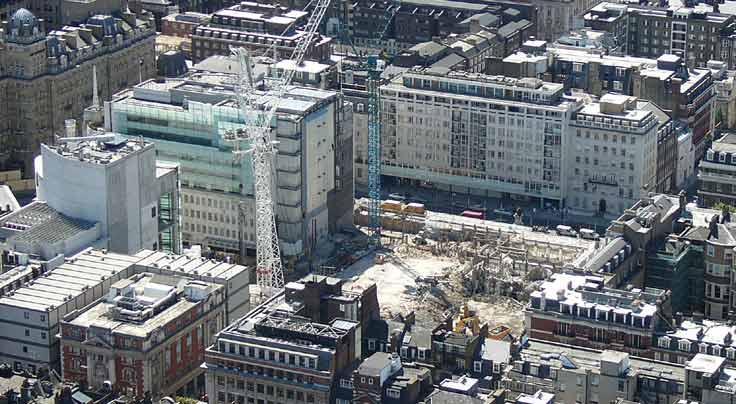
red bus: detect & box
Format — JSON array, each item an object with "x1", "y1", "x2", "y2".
[{"x1": 461, "y1": 210, "x2": 484, "y2": 220}]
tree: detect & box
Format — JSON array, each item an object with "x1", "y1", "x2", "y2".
[{"x1": 712, "y1": 201, "x2": 736, "y2": 213}]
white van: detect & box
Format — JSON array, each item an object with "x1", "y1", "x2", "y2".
[
  {"x1": 579, "y1": 228, "x2": 600, "y2": 240},
  {"x1": 556, "y1": 225, "x2": 578, "y2": 237}
]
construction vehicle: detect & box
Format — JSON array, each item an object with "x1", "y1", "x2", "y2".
[{"x1": 453, "y1": 304, "x2": 481, "y2": 335}]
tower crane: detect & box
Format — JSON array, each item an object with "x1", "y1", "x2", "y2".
[
  {"x1": 223, "y1": 0, "x2": 331, "y2": 297},
  {"x1": 340, "y1": 0, "x2": 401, "y2": 247}
]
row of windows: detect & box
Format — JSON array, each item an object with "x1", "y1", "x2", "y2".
[
  {"x1": 216, "y1": 388, "x2": 316, "y2": 404},
  {"x1": 218, "y1": 342, "x2": 317, "y2": 369},
  {"x1": 659, "y1": 336, "x2": 736, "y2": 358},
  {"x1": 576, "y1": 129, "x2": 637, "y2": 144}
]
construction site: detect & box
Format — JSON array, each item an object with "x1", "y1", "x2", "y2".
[{"x1": 323, "y1": 200, "x2": 602, "y2": 333}]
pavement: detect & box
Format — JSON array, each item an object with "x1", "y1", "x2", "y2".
[{"x1": 356, "y1": 182, "x2": 614, "y2": 232}]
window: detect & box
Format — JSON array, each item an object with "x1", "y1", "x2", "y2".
[
  {"x1": 474, "y1": 361, "x2": 482, "y2": 372},
  {"x1": 573, "y1": 63, "x2": 583, "y2": 72},
  {"x1": 387, "y1": 389, "x2": 400, "y2": 399},
  {"x1": 708, "y1": 245, "x2": 715, "y2": 257},
  {"x1": 700, "y1": 343, "x2": 708, "y2": 353},
  {"x1": 618, "y1": 380, "x2": 625, "y2": 393},
  {"x1": 122, "y1": 368, "x2": 135, "y2": 382},
  {"x1": 720, "y1": 153, "x2": 727, "y2": 163},
  {"x1": 367, "y1": 339, "x2": 375, "y2": 351},
  {"x1": 24, "y1": 329, "x2": 29, "y2": 337},
  {"x1": 613, "y1": 81, "x2": 622, "y2": 91},
  {"x1": 591, "y1": 374, "x2": 599, "y2": 386},
  {"x1": 151, "y1": 206, "x2": 157, "y2": 217},
  {"x1": 727, "y1": 347, "x2": 736, "y2": 359},
  {"x1": 41, "y1": 332, "x2": 46, "y2": 340},
  {"x1": 658, "y1": 336, "x2": 671, "y2": 348},
  {"x1": 23, "y1": 312, "x2": 29, "y2": 320},
  {"x1": 679, "y1": 340, "x2": 691, "y2": 352},
  {"x1": 368, "y1": 377, "x2": 373, "y2": 385}
]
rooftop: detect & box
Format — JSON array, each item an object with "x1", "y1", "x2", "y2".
[
  {"x1": 0, "y1": 248, "x2": 140, "y2": 313},
  {"x1": 666, "y1": 319, "x2": 736, "y2": 349},
  {"x1": 44, "y1": 135, "x2": 152, "y2": 165},
  {"x1": 0, "y1": 201, "x2": 97, "y2": 246},
  {"x1": 520, "y1": 339, "x2": 686, "y2": 381},
  {"x1": 686, "y1": 353, "x2": 725, "y2": 375},
  {"x1": 711, "y1": 132, "x2": 736, "y2": 153},
  {"x1": 358, "y1": 352, "x2": 397, "y2": 377},
  {"x1": 529, "y1": 272, "x2": 662, "y2": 319},
  {"x1": 66, "y1": 273, "x2": 221, "y2": 337}
]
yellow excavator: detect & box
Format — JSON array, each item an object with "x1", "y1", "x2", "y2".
[{"x1": 453, "y1": 304, "x2": 481, "y2": 335}]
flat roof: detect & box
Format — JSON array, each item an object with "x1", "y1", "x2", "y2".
[
  {"x1": 0, "y1": 251, "x2": 138, "y2": 312},
  {"x1": 0, "y1": 201, "x2": 97, "y2": 245},
  {"x1": 521, "y1": 339, "x2": 686, "y2": 380},
  {"x1": 67, "y1": 274, "x2": 221, "y2": 337},
  {"x1": 687, "y1": 353, "x2": 725, "y2": 374},
  {"x1": 132, "y1": 249, "x2": 249, "y2": 281},
  {"x1": 577, "y1": 101, "x2": 651, "y2": 122}
]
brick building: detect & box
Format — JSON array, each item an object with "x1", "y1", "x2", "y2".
[
  {"x1": 351, "y1": 352, "x2": 432, "y2": 404},
  {"x1": 204, "y1": 275, "x2": 379, "y2": 404},
  {"x1": 525, "y1": 272, "x2": 672, "y2": 359},
  {"x1": 190, "y1": 1, "x2": 331, "y2": 63},
  {"x1": 59, "y1": 273, "x2": 226, "y2": 399},
  {"x1": 161, "y1": 12, "x2": 209, "y2": 37}
]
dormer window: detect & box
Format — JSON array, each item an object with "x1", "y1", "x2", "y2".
[
  {"x1": 679, "y1": 340, "x2": 691, "y2": 352},
  {"x1": 659, "y1": 336, "x2": 671, "y2": 348},
  {"x1": 728, "y1": 347, "x2": 736, "y2": 359},
  {"x1": 699, "y1": 343, "x2": 708, "y2": 354},
  {"x1": 707, "y1": 150, "x2": 715, "y2": 161},
  {"x1": 720, "y1": 153, "x2": 727, "y2": 163}
]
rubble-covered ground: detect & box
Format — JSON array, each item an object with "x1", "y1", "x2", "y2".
[{"x1": 334, "y1": 240, "x2": 527, "y2": 332}]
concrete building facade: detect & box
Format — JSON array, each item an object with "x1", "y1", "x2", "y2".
[
  {"x1": 35, "y1": 135, "x2": 180, "y2": 255},
  {"x1": 377, "y1": 69, "x2": 578, "y2": 208},
  {"x1": 567, "y1": 94, "x2": 659, "y2": 215},
  {"x1": 107, "y1": 71, "x2": 353, "y2": 262},
  {"x1": 0, "y1": 9, "x2": 156, "y2": 176}
]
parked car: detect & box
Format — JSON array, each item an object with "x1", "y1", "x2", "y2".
[
  {"x1": 555, "y1": 225, "x2": 578, "y2": 237},
  {"x1": 579, "y1": 228, "x2": 600, "y2": 240}
]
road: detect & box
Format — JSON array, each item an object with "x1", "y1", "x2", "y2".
[{"x1": 356, "y1": 182, "x2": 613, "y2": 232}]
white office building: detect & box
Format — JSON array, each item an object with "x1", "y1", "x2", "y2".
[
  {"x1": 34, "y1": 133, "x2": 181, "y2": 254},
  {"x1": 380, "y1": 69, "x2": 581, "y2": 207},
  {"x1": 567, "y1": 94, "x2": 659, "y2": 214},
  {"x1": 378, "y1": 69, "x2": 667, "y2": 216}
]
